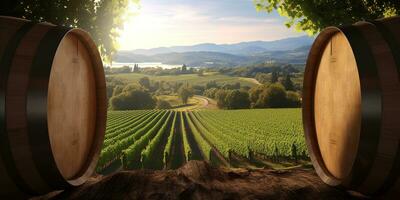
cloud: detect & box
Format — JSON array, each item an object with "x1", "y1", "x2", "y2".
[{"x1": 117, "y1": 0, "x2": 305, "y2": 50}]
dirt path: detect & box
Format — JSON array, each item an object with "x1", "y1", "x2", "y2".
[
  {"x1": 37, "y1": 161, "x2": 365, "y2": 200},
  {"x1": 193, "y1": 95, "x2": 218, "y2": 110},
  {"x1": 239, "y1": 77, "x2": 262, "y2": 85}
]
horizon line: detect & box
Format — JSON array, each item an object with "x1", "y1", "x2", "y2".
[{"x1": 120, "y1": 35, "x2": 314, "y2": 51}]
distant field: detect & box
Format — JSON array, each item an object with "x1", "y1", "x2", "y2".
[
  {"x1": 108, "y1": 73, "x2": 258, "y2": 87},
  {"x1": 98, "y1": 108, "x2": 307, "y2": 173}
]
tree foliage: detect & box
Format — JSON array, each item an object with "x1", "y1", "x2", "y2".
[
  {"x1": 248, "y1": 83, "x2": 300, "y2": 108},
  {"x1": 225, "y1": 90, "x2": 250, "y2": 109},
  {"x1": 0, "y1": 0, "x2": 139, "y2": 62},
  {"x1": 156, "y1": 100, "x2": 172, "y2": 109},
  {"x1": 282, "y1": 74, "x2": 294, "y2": 91},
  {"x1": 178, "y1": 85, "x2": 194, "y2": 104},
  {"x1": 254, "y1": 0, "x2": 399, "y2": 34},
  {"x1": 271, "y1": 70, "x2": 279, "y2": 83},
  {"x1": 110, "y1": 85, "x2": 155, "y2": 110},
  {"x1": 139, "y1": 77, "x2": 151, "y2": 89}
]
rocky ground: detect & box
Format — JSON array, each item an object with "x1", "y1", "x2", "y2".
[{"x1": 36, "y1": 161, "x2": 366, "y2": 200}]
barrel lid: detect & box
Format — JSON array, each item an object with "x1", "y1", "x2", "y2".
[
  {"x1": 47, "y1": 31, "x2": 97, "y2": 180},
  {"x1": 312, "y1": 31, "x2": 361, "y2": 180}
]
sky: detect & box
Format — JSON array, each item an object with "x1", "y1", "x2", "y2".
[{"x1": 117, "y1": 0, "x2": 306, "y2": 50}]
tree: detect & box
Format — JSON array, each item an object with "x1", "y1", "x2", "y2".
[
  {"x1": 215, "y1": 89, "x2": 228, "y2": 108},
  {"x1": 110, "y1": 87, "x2": 156, "y2": 110},
  {"x1": 286, "y1": 91, "x2": 301, "y2": 108},
  {"x1": 203, "y1": 88, "x2": 219, "y2": 99},
  {"x1": 248, "y1": 85, "x2": 268, "y2": 108},
  {"x1": 206, "y1": 80, "x2": 218, "y2": 89},
  {"x1": 181, "y1": 64, "x2": 187, "y2": 72},
  {"x1": 138, "y1": 77, "x2": 151, "y2": 89},
  {"x1": 282, "y1": 74, "x2": 295, "y2": 91},
  {"x1": 178, "y1": 85, "x2": 193, "y2": 104},
  {"x1": 133, "y1": 64, "x2": 140, "y2": 73},
  {"x1": 197, "y1": 69, "x2": 204, "y2": 76},
  {"x1": 112, "y1": 85, "x2": 125, "y2": 97},
  {"x1": 258, "y1": 83, "x2": 287, "y2": 108},
  {"x1": 106, "y1": 77, "x2": 125, "y2": 104},
  {"x1": 271, "y1": 71, "x2": 279, "y2": 83},
  {"x1": 225, "y1": 90, "x2": 250, "y2": 109},
  {"x1": 156, "y1": 100, "x2": 172, "y2": 109},
  {"x1": 255, "y1": 73, "x2": 269, "y2": 84},
  {"x1": 254, "y1": 0, "x2": 399, "y2": 34},
  {"x1": 1, "y1": 0, "x2": 138, "y2": 62}
]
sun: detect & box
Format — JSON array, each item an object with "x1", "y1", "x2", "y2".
[{"x1": 117, "y1": 2, "x2": 163, "y2": 51}]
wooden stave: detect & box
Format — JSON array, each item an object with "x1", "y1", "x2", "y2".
[
  {"x1": 303, "y1": 21, "x2": 400, "y2": 196},
  {"x1": 352, "y1": 21, "x2": 400, "y2": 195},
  {"x1": 370, "y1": 17, "x2": 400, "y2": 196},
  {"x1": 6, "y1": 21, "x2": 58, "y2": 195},
  {"x1": 0, "y1": 16, "x2": 106, "y2": 196},
  {"x1": 0, "y1": 16, "x2": 31, "y2": 198},
  {"x1": 25, "y1": 27, "x2": 107, "y2": 188}
]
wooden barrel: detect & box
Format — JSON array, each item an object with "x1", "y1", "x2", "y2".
[
  {"x1": 0, "y1": 16, "x2": 107, "y2": 197},
  {"x1": 303, "y1": 16, "x2": 400, "y2": 197}
]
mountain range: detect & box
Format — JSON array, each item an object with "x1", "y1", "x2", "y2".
[{"x1": 113, "y1": 36, "x2": 314, "y2": 67}]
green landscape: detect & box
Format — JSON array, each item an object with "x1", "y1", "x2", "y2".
[
  {"x1": 98, "y1": 108, "x2": 307, "y2": 173},
  {"x1": 99, "y1": 63, "x2": 306, "y2": 173}
]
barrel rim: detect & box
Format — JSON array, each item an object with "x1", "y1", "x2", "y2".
[
  {"x1": 303, "y1": 23, "x2": 384, "y2": 191},
  {"x1": 59, "y1": 28, "x2": 107, "y2": 186},
  {"x1": 303, "y1": 26, "x2": 343, "y2": 186},
  {"x1": 26, "y1": 26, "x2": 106, "y2": 189}
]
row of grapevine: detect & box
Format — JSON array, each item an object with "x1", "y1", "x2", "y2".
[
  {"x1": 106, "y1": 110, "x2": 148, "y2": 130},
  {"x1": 106, "y1": 110, "x2": 154, "y2": 136},
  {"x1": 141, "y1": 112, "x2": 175, "y2": 169},
  {"x1": 104, "y1": 110, "x2": 158, "y2": 141},
  {"x1": 97, "y1": 111, "x2": 167, "y2": 171},
  {"x1": 121, "y1": 111, "x2": 172, "y2": 169},
  {"x1": 183, "y1": 111, "x2": 212, "y2": 161},
  {"x1": 180, "y1": 111, "x2": 192, "y2": 162},
  {"x1": 163, "y1": 112, "x2": 177, "y2": 168},
  {"x1": 99, "y1": 108, "x2": 306, "y2": 173},
  {"x1": 193, "y1": 111, "x2": 250, "y2": 158},
  {"x1": 195, "y1": 109, "x2": 307, "y2": 159},
  {"x1": 188, "y1": 112, "x2": 231, "y2": 159}
]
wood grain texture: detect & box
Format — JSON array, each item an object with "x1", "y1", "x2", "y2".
[
  {"x1": 0, "y1": 15, "x2": 30, "y2": 198},
  {"x1": 304, "y1": 17, "x2": 400, "y2": 197},
  {"x1": 314, "y1": 32, "x2": 361, "y2": 180},
  {"x1": 48, "y1": 32, "x2": 97, "y2": 180},
  {"x1": 355, "y1": 21, "x2": 400, "y2": 195},
  {"x1": 6, "y1": 22, "x2": 54, "y2": 195},
  {"x1": 0, "y1": 16, "x2": 106, "y2": 197}
]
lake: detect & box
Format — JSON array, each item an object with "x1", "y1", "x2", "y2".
[{"x1": 112, "y1": 62, "x2": 183, "y2": 69}]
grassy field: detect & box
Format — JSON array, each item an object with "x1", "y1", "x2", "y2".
[
  {"x1": 108, "y1": 73, "x2": 259, "y2": 87},
  {"x1": 98, "y1": 108, "x2": 307, "y2": 173}
]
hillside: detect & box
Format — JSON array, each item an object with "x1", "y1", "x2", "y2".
[
  {"x1": 37, "y1": 161, "x2": 361, "y2": 200},
  {"x1": 113, "y1": 36, "x2": 313, "y2": 67},
  {"x1": 123, "y1": 36, "x2": 314, "y2": 56}
]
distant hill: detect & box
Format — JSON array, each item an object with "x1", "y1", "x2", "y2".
[
  {"x1": 114, "y1": 46, "x2": 311, "y2": 67},
  {"x1": 123, "y1": 36, "x2": 313, "y2": 56},
  {"x1": 113, "y1": 36, "x2": 314, "y2": 67}
]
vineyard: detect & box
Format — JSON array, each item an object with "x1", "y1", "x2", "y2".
[{"x1": 97, "y1": 109, "x2": 307, "y2": 173}]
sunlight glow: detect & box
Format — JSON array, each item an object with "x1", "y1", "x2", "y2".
[{"x1": 117, "y1": 0, "x2": 304, "y2": 50}]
